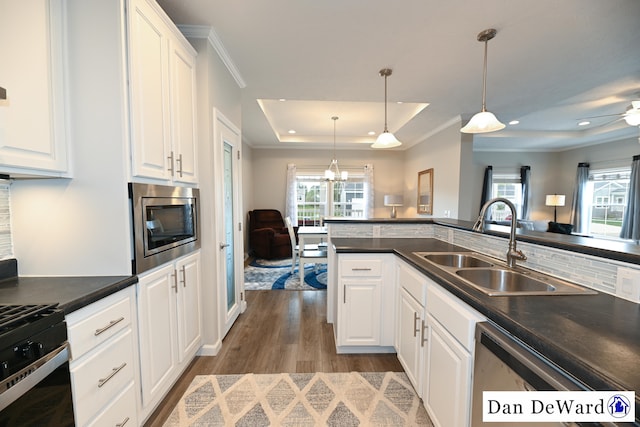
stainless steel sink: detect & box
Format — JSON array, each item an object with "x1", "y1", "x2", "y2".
[
  {"x1": 413, "y1": 251, "x2": 597, "y2": 296},
  {"x1": 421, "y1": 252, "x2": 494, "y2": 268}
]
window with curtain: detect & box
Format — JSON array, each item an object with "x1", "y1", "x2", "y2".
[
  {"x1": 490, "y1": 173, "x2": 523, "y2": 220},
  {"x1": 294, "y1": 172, "x2": 366, "y2": 225},
  {"x1": 586, "y1": 167, "x2": 630, "y2": 238}
]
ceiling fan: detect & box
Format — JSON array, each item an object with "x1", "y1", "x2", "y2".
[{"x1": 580, "y1": 100, "x2": 640, "y2": 127}]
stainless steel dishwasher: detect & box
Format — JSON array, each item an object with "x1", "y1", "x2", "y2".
[{"x1": 471, "y1": 321, "x2": 616, "y2": 427}]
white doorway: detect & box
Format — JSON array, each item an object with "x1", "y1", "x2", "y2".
[{"x1": 214, "y1": 109, "x2": 245, "y2": 338}]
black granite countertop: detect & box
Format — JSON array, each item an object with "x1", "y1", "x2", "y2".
[
  {"x1": 332, "y1": 237, "x2": 640, "y2": 422},
  {"x1": 0, "y1": 275, "x2": 138, "y2": 314}
]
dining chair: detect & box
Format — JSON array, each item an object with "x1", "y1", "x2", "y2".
[{"x1": 285, "y1": 217, "x2": 326, "y2": 283}]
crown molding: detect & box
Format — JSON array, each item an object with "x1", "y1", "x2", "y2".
[{"x1": 178, "y1": 24, "x2": 247, "y2": 89}]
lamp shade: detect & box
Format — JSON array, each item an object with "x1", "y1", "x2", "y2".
[
  {"x1": 545, "y1": 194, "x2": 566, "y2": 207},
  {"x1": 460, "y1": 111, "x2": 506, "y2": 134},
  {"x1": 372, "y1": 131, "x2": 402, "y2": 149},
  {"x1": 624, "y1": 111, "x2": 640, "y2": 126},
  {"x1": 419, "y1": 195, "x2": 430, "y2": 205},
  {"x1": 384, "y1": 195, "x2": 403, "y2": 206}
]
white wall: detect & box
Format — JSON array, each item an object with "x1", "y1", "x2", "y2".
[
  {"x1": 189, "y1": 37, "x2": 242, "y2": 353},
  {"x1": 249, "y1": 147, "x2": 405, "y2": 218},
  {"x1": 403, "y1": 121, "x2": 465, "y2": 219}
]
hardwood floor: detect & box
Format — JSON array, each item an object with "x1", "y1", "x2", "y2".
[{"x1": 144, "y1": 290, "x2": 403, "y2": 426}]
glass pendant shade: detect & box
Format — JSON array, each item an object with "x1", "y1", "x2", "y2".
[
  {"x1": 461, "y1": 110, "x2": 506, "y2": 133},
  {"x1": 371, "y1": 131, "x2": 402, "y2": 148}
]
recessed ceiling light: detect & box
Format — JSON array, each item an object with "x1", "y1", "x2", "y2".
[
  {"x1": 368, "y1": 131, "x2": 376, "y2": 135},
  {"x1": 279, "y1": 98, "x2": 286, "y2": 102},
  {"x1": 396, "y1": 101, "x2": 403, "y2": 104},
  {"x1": 578, "y1": 121, "x2": 590, "y2": 126},
  {"x1": 509, "y1": 120, "x2": 520, "y2": 125},
  {"x1": 288, "y1": 129, "x2": 296, "y2": 134}
]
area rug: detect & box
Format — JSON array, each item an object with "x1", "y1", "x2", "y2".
[
  {"x1": 244, "y1": 258, "x2": 327, "y2": 291},
  {"x1": 163, "y1": 371, "x2": 432, "y2": 426}
]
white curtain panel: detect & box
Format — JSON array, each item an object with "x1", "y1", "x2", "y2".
[
  {"x1": 285, "y1": 163, "x2": 297, "y2": 226},
  {"x1": 364, "y1": 164, "x2": 374, "y2": 218}
]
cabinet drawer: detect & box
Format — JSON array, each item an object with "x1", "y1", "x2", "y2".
[
  {"x1": 71, "y1": 328, "x2": 135, "y2": 427},
  {"x1": 67, "y1": 288, "x2": 133, "y2": 360},
  {"x1": 398, "y1": 262, "x2": 427, "y2": 305},
  {"x1": 340, "y1": 258, "x2": 382, "y2": 277},
  {"x1": 427, "y1": 285, "x2": 484, "y2": 352},
  {"x1": 87, "y1": 381, "x2": 138, "y2": 427}
]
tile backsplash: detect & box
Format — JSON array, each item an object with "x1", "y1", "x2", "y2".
[
  {"x1": 0, "y1": 183, "x2": 12, "y2": 259},
  {"x1": 328, "y1": 221, "x2": 640, "y2": 301}
]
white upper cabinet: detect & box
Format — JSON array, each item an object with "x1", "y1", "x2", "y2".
[
  {"x1": 128, "y1": 0, "x2": 198, "y2": 184},
  {"x1": 0, "y1": 0, "x2": 69, "y2": 177}
]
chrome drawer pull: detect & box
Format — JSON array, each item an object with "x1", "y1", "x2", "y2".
[
  {"x1": 98, "y1": 363, "x2": 126, "y2": 388},
  {"x1": 116, "y1": 417, "x2": 130, "y2": 427},
  {"x1": 94, "y1": 317, "x2": 125, "y2": 336},
  {"x1": 351, "y1": 268, "x2": 372, "y2": 271},
  {"x1": 421, "y1": 320, "x2": 428, "y2": 347},
  {"x1": 413, "y1": 312, "x2": 420, "y2": 337}
]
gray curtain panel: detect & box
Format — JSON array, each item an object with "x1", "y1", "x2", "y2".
[
  {"x1": 520, "y1": 166, "x2": 531, "y2": 220},
  {"x1": 480, "y1": 166, "x2": 493, "y2": 217},
  {"x1": 620, "y1": 155, "x2": 640, "y2": 242},
  {"x1": 570, "y1": 162, "x2": 590, "y2": 234}
]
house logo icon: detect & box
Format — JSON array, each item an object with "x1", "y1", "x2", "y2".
[{"x1": 607, "y1": 394, "x2": 630, "y2": 418}]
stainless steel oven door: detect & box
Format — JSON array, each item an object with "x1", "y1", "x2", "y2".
[{"x1": 0, "y1": 343, "x2": 74, "y2": 425}]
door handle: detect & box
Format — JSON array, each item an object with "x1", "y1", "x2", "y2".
[{"x1": 220, "y1": 243, "x2": 230, "y2": 250}]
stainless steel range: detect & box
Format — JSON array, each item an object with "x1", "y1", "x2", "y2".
[{"x1": 0, "y1": 303, "x2": 74, "y2": 425}]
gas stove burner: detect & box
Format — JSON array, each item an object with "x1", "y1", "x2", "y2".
[{"x1": 0, "y1": 304, "x2": 60, "y2": 333}]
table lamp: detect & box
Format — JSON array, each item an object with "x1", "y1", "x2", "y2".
[
  {"x1": 545, "y1": 194, "x2": 565, "y2": 222},
  {"x1": 384, "y1": 195, "x2": 403, "y2": 218}
]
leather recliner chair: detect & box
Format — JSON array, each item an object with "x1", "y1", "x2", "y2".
[{"x1": 248, "y1": 209, "x2": 295, "y2": 259}]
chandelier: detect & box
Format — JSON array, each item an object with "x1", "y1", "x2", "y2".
[{"x1": 325, "y1": 116, "x2": 348, "y2": 181}]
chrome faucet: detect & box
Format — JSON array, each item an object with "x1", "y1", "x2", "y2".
[{"x1": 473, "y1": 197, "x2": 527, "y2": 268}]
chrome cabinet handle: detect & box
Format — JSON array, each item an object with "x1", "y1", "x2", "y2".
[
  {"x1": 98, "y1": 362, "x2": 126, "y2": 388},
  {"x1": 413, "y1": 312, "x2": 420, "y2": 337},
  {"x1": 351, "y1": 268, "x2": 371, "y2": 271},
  {"x1": 94, "y1": 317, "x2": 125, "y2": 336},
  {"x1": 180, "y1": 265, "x2": 186, "y2": 287},
  {"x1": 177, "y1": 153, "x2": 183, "y2": 177},
  {"x1": 167, "y1": 151, "x2": 175, "y2": 176},
  {"x1": 116, "y1": 417, "x2": 130, "y2": 427},
  {"x1": 171, "y1": 270, "x2": 178, "y2": 293},
  {"x1": 421, "y1": 320, "x2": 428, "y2": 347}
]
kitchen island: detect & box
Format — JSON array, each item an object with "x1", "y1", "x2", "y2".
[{"x1": 332, "y1": 237, "x2": 640, "y2": 424}]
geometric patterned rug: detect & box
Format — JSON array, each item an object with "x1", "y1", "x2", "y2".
[
  {"x1": 244, "y1": 258, "x2": 327, "y2": 291},
  {"x1": 163, "y1": 372, "x2": 432, "y2": 427}
]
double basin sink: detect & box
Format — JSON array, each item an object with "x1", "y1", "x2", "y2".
[{"x1": 414, "y1": 252, "x2": 596, "y2": 296}]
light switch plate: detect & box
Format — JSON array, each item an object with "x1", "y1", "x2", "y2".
[
  {"x1": 616, "y1": 267, "x2": 640, "y2": 303},
  {"x1": 372, "y1": 225, "x2": 381, "y2": 238}
]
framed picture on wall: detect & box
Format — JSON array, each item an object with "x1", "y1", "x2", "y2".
[{"x1": 418, "y1": 168, "x2": 433, "y2": 214}]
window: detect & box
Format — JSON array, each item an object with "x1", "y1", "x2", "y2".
[
  {"x1": 490, "y1": 173, "x2": 522, "y2": 220},
  {"x1": 295, "y1": 173, "x2": 365, "y2": 225},
  {"x1": 586, "y1": 168, "x2": 630, "y2": 238}
]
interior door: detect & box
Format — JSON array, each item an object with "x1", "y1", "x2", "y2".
[{"x1": 215, "y1": 110, "x2": 245, "y2": 337}]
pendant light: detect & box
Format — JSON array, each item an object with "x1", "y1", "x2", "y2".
[
  {"x1": 461, "y1": 29, "x2": 505, "y2": 134},
  {"x1": 324, "y1": 116, "x2": 348, "y2": 181},
  {"x1": 371, "y1": 68, "x2": 402, "y2": 148}
]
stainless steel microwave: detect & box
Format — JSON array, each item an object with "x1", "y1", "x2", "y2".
[{"x1": 129, "y1": 183, "x2": 200, "y2": 274}]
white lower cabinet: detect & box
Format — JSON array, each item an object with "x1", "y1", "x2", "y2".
[
  {"x1": 66, "y1": 286, "x2": 139, "y2": 427},
  {"x1": 423, "y1": 283, "x2": 485, "y2": 427},
  {"x1": 394, "y1": 258, "x2": 486, "y2": 427},
  {"x1": 395, "y1": 260, "x2": 428, "y2": 394},
  {"x1": 336, "y1": 253, "x2": 395, "y2": 352},
  {"x1": 137, "y1": 250, "x2": 202, "y2": 420},
  {"x1": 424, "y1": 315, "x2": 472, "y2": 427}
]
